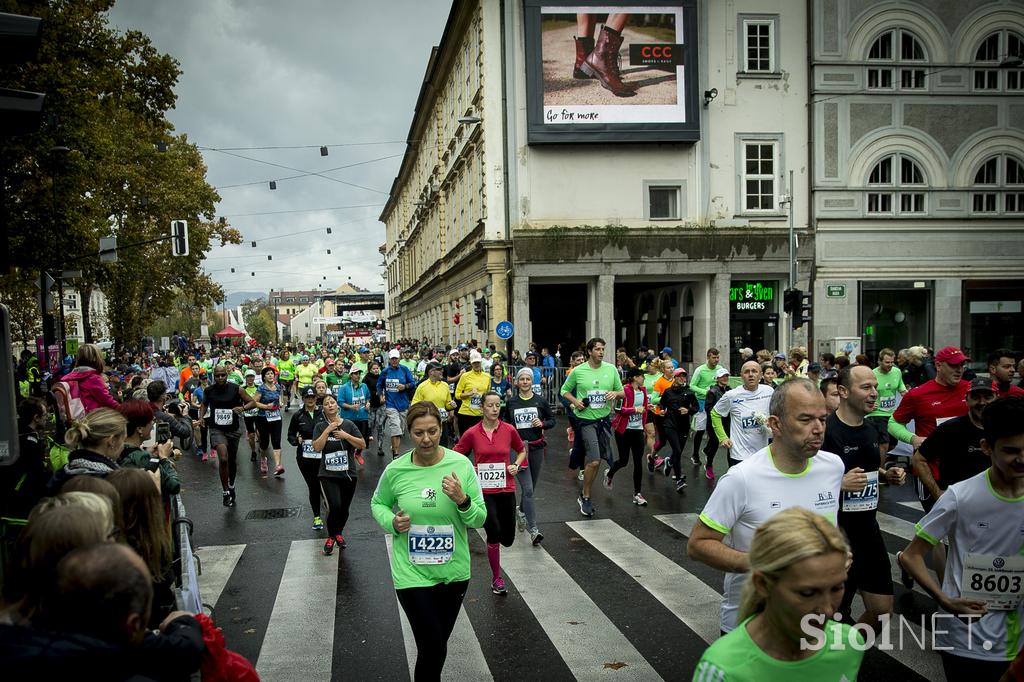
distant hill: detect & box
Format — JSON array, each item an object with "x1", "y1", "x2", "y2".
[{"x1": 223, "y1": 290, "x2": 264, "y2": 308}]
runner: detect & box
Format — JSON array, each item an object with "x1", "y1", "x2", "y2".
[
  {"x1": 277, "y1": 350, "x2": 296, "y2": 410},
  {"x1": 399, "y1": 347, "x2": 419, "y2": 379},
  {"x1": 866, "y1": 347, "x2": 907, "y2": 458},
  {"x1": 337, "y1": 366, "x2": 371, "y2": 462},
  {"x1": 241, "y1": 370, "x2": 260, "y2": 461},
  {"x1": 820, "y1": 377, "x2": 840, "y2": 414},
  {"x1": 350, "y1": 346, "x2": 371, "y2": 377},
  {"x1": 523, "y1": 351, "x2": 544, "y2": 397},
  {"x1": 560, "y1": 337, "x2": 624, "y2": 518},
  {"x1": 689, "y1": 347, "x2": 721, "y2": 467},
  {"x1": 324, "y1": 359, "x2": 347, "y2": 395},
  {"x1": 641, "y1": 358, "x2": 662, "y2": 465},
  {"x1": 701, "y1": 367, "x2": 731, "y2": 480},
  {"x1": 199, "y1": 366, "x2": 258, "y2": 507},
  {"x1": 295, "y1": 355, "x2": 318, "y2": 395},
  {"x1": 287, "y1": 386, "x2": 325, "y2": 530},
  {"x1": 989, "y1": 349, "x2": 1024, "y2": 398},
  {"x1": 693, "y1": 507, "x2": 865, "y2": 680},
  {"x1": 648, "y1": 359, "x2": 675, "y2": 471},
  {"x1": 899, "y1": 397, "x2": 1024, "y2": 680},
  {"x1": 710, "y1": 360, "x2": 774, "y2": 467},
  {"x1": 657, "y1": 367, "x2": 699, "y2": 492},
  {"x1": 454, "y1": 392, "x2": 527, "y2": 593},
  {"x1": 369, "y1": 402, "x2": 486, "y2": 681},
  {"x1": 504, "y1": 368, "x2": 555, "y2": 542},
  {"x1": 312, "y1": 394, "x2": 366, "y2": 554},
  {"x1": 313, "y1": 378, "x2": 330, "y2": 407},
  {"x1": 253, "y1": 367, "x2": 285, "y2": 477},
  {"x1": 377, "y1": 349, "x2": 416, "y2": 458},
  {"x1": 364, "y1": 360, "x2": 384, "y2": 455},
  {"x1": 606, "y1": 367, "x2": 650, "y2": 506},
  {"x1": 444, "y1": 348, "x2": 466, "y2": 440},
  {"x1": 826, "y1": 365, "x2": 906, "y2": 633},
  {"x1": 412, "y1": 362, "x2": 457, "y2": 447},
  {"x1": 688, "y1": 378, "x2": 844, "y2": 633},
  {"x1": 454, "y1": 350, "x2": 491, "y2": 436}
]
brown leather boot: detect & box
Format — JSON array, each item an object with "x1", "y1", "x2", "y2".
[
  {"x1": 573, "y1": 36, "x2": 595, "y2": 79},
  {"x1": 580, "y1": 25, "x2": 635, "y2": 97}
]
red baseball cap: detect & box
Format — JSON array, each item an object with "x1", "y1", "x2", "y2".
[{"x1": 935, "y1": 346, "x2": 970, "y2": 365}]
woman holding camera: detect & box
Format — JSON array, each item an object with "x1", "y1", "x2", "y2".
[{"x1": 117, "y1": 399, "x2": 180, "y2": 497}]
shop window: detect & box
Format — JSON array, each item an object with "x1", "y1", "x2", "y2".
[
  {"x1": 866, "y1": 154, "x2": 926, "y2": 216},
  {"x1": 867, "y1": 29, "x2": 927, "y2": 91}
]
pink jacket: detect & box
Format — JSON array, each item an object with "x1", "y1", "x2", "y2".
[
  {"x1": 611, "y1": 383, "x2": 649, "y2": 434},
  {"x1": 61, "y1": 367, "x2": 120, "y2": 413}
]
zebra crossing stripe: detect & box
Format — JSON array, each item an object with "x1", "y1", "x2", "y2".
[
  {"x1": 255, "y1": 540, "x2": 338, "y2": 681},
  {"x1": 194, "y1": 544, "x2": 246, "y2": 609},
  {"x1": 384, "y1": 534, "x2": 492, "y2": 681},
  {"x1": 876, "y1": 512, "x2": 917, "y2": 542},
  {"x1": 897, "y1": 500, "x2": 923, "y2": 511},
  {"x1": 567, "y1": 519, "x2": 722, "y2": 644},
  {"x1": 478, "y1": 528, "x2": 664, "y2": 681}
]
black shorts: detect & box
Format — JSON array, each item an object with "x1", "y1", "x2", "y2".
[{"x1": 839, "y1": 516, "x2": 893, "y2": 614}]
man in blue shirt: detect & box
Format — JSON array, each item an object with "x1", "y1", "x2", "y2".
[{"x1": 376, "y1": 349, "x2": 416, "y2": 458}]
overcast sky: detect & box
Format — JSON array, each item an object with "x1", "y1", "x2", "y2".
[{"x1": 106, "y1": 0, "x2": 452, "y2": 298}]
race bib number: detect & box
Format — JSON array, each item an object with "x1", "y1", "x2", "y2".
[
  {"x1": 879, "y1": 395, "x2": 897, "y2": 411},
  {"x1": 470, "y1": 394, "x2": 482, "y2": 410},
  {"x1": 352, "y1": 395, "x2": 366, "y2": 409},
  {"x1": 301, "y1": 441, "x2": 319, "y2": 459},
  {"x1": 532, "y1": 383, "x2": 542, "y2": 395},
  {"x1": 513, "y1": 407, "x2": 539, "y2": 429},
  {"x1": 627, "y1": 413, "x2": 642, "y2": 429},
  {"x1": 265, "y1": 410, "x2": 281, "y2": 422},
  {"x1": 476, "y1": 462, "x2": 506, "y2": 489},
  {"x1": 324, "y1": 449, "x2": 349, "y2": 472},
  {"x1": 587, "y1": 390, "x2": 607, "y2": 409},
  {"x1": 408, "y1": 524, "x2": 454, "y2": 565},
  {"x1": 961, "y1": 554, "x2": 1024, "y2": 610},
  {"x1": 740, "y1": 415, "x2": 761, "y2": 430},
  {"x1": 438, "y1": 408, "x2": 448, "y2": 420},
  {"x1": 214, "y1": 408, "x2": 233, "y2": 426},
  {"x1": 842, "y1": 470, "x2": 879, "y2": 512},
  {"x1": 243, "y1": 407, "x2": 258, "y2": 417},
  {"x1": 386, "y1": 378, "x2": 400, "y2": 393}
]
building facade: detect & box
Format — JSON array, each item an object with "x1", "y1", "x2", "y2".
[
  {"x1": 810, "y1": 0, "x2": 1024, "y2": 368},
  {"x1": 382, "y1": 0, "x2": 812, "y2": 369},
  {"x1": 63, "y1": 288, "x2": 110, "y2": 342}
]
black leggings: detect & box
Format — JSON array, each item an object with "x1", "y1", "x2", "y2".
[
  {"x1": 296, "y1": 454, "x2": 321, "y2": 517},
  {"x1": 611, "y1": 429, "x2": 645, "y2": 494},
  {"x1": 690, "y1": 428, "x2": 704, "y2": 460},
  {"x1": 255, "y1": 417, "x2": 283, "y2": 450},
  {"x1": 396, "y1": 579, "x2": 469, "y2": 681},
  {"x1": 664, "y1": 424, "x2": 689, "y2": 477},
  {"x1": 939, "y1": 652, "x2": 1008, "y2": 681},
  {"x1": 319, "y1": 475, "x2": 357, "y2": 537},
  {"x1": 351, "y1": 420, "x2": 368, "y2": 451},
  {"x1": 483, "y1": 491, "x2": 516, "y2": 547},
  {"x1": 457, "y1": 413, "x2": 481, "y2": 438}
]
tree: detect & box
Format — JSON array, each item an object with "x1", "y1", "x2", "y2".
[
  {"x1": 0, "y1": 0, "x2": 240, "y2": 353},
  {"x1": 241, "y1": 298, "x2": 275, "y2": 347},
  {"x1": 0, "y1": 270, "x2": 41, "y2": 349}
]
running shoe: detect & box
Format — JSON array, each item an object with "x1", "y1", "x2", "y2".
[
  {"x1": 633, "y1": 493, "x2": 648, "y2": 506},
  {"x1": 705, "y1": 466, "x2": 715, "y2": 481},
  {"x1": 259, "y1": 458, "x2": 268, "y2": 476},
  {"x1": 335, "y1": 534, "x2": 346, "y2": 549},
  {"x1": 675, "y1": 477, "x2": 688, "y2": 493},
  {"x1": 578, "y1": 495, "x2": 594, "y2": 517},
  {"x1": 377, "y1": 448, "x2": 384, "y2": 457},
  {"x1": 603, "y1": 469, "x2": 613, "y2": 490},
  {"x1": 530, "y1": 528, "x2": 544, "y2": 545},
  {"x1": 691, "y1": 453, "x2": 702, "y2": 466},
  {"x1": 195, "y1": 447, "x2": 203, "y2": 458},
  {"x1": 274, "y1": 465, "x2": 285, "y2": 477},
  {"x1": 312, "y1": 516, "x2": 324, "y2": 530},
  {"x1": 897, "y1": 551, "x2": 914, "y2": 589},
  {"x1": 577, "y1": 469, "x2": 584, "y2": 481},
  {"x1": 209, "y1": 448, "x2": 217, "y2": 460},
  {"x1": 646, "y1": 454, "x2": 655, "y2": 472},
  {"x1": 201, "y1": 450, "x2": 209, "y2": 463},
  {"x1": 250, "y1": 451, "x2": 257, "y2": 462},
  {"x1": 222, "y1": 491, "x2": 232, "y2": 507},
  {"x1": 228, "y1": 486, "x2": 236, "y2": 503},
  {"x1": 323, "y1": 537, "x2": 335, "y2": 556},
  {"x1": 491, "y1": 577, "x2": 507, "y2": 595},
  {"x1": 516, "y1": 508, "x2": 528, "y2": 532},
  {"x1": 354, "y1": 452, "x2": 365, "y2": 466}
]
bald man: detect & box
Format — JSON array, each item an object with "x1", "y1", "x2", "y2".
[{"x1": 710, "y1": 360, "x2": 775, "y2": 467}]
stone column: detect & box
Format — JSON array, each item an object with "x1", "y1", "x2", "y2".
[{"x1": 595, "y1": 274, "x2": 616, "y2": 345}]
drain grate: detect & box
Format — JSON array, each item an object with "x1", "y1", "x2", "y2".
[{"x1": 245, "y1": 507, "x2": 301, "y2": 521}]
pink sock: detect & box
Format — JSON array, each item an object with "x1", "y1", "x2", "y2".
[{"x1": 487, "y1": 543, "x2": 501, "y2": 580}]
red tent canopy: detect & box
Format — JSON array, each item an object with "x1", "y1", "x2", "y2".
[{"x1": 214, "y1": 325, "x2": 246, "y2": 338}]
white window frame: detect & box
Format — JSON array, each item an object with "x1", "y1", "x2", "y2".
[
  {"x1": 865, "y1": 153, "x2": 927, "y2": 217},
  {"x1": 736, "y1": 135, "x2": 783, "y2": 216},
  {"x1": 644, "y1": 181, "x2": 686, "y2": 221},
  {"x1": 866, "y1": 28, "x2": 928, "y2": 92},
  {"x1": 971, "y1": 154, "x2": 1024, "y2": 216},
  {"x1": 972, "y1": 30, "x2": 1024, "y2": 93},
  {"x1": 737, "y1": 14, "x2": 780, "y2": 78}
]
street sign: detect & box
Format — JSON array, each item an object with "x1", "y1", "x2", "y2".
[
  {"x1": 495, "y1": 320, "x2": 514, "y2": 340},
  {"x1": 99, "y1": 235, "x2": 117, "y2": 263},
  {"x1": 65, "y1": 338, "x2": 79, "y2": 356},
  {"x1": 826, "y1": 284, "x2": 846, "y2": 299}
]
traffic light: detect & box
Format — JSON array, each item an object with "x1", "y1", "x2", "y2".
[
  {"x1": 790, "y1": 289, "x2": 814, "y2": 329},
  {"x1": 473, "y1": 297, "x2": 487, "y2": 331},
  {"x1": 799, "y1": 290, "x2": 814, "y2": 328},
  {"x1": 170, "y1": 220, "x2": 189, "y2": 257},
  {"x1": 783, "y1": 288, "x2": 800, "y2": 315}
]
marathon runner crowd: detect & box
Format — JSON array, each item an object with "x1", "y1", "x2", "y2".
[{"x1": 2, "y1": 334, "x2": 1024, "y2": 680}]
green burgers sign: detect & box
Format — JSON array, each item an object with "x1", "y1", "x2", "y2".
[{"x1": 730, "y1": 282, "x2": 775, "y2": 313}]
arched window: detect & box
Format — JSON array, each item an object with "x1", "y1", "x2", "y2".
[
  {"x1": 866, "y1": 154, "x2": 926, "y2": 215},
  {"x1": 973, "y1": 31, "x2": 1024, "y2": 91},
  {"x1": 972, "y1": 154, "x2": 1024, "y2": 214},
  {"x1": 867, "y1": 29, "x2": 928, "y2": 90}
]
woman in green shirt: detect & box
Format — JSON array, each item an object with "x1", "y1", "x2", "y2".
[
  {"x1": 693, "y1": 507, "x2": 864, "y2": 681},
  {"x1": 370, "y1": 401, "x2": 486, "y2": 681}
]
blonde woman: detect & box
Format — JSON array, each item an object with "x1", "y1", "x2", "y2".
[
  {"x1": 48, "y1": 408, "x2": 128, "y2": 492},
  {"x1": 693, "y1": 507, "x2": 864, "y2": 680}
]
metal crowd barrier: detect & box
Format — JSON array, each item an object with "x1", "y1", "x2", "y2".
[{"x1": 170, "y1": 493, "x2": 204, "y2": 616}]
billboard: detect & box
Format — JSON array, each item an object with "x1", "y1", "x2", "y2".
[{"x1": 524, "y1": 1, "x2": 700, "y2": 144}]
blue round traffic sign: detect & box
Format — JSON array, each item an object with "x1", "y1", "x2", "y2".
[{"x1": 495, "y1": 321, "x2": 514, "y2": 340}]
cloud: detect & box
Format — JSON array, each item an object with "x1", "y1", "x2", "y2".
[{"x1": 106, "y1": 0, "x2": 452, "y2": 295}]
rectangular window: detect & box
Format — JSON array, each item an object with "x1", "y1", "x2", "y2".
[
  {"x1": 867, "y1": 68, "x2": 893, "y2": 89},
  {"x1": 900, "y1": 68, "x2": 925, "y2": 89},
  {"x1": 975, "y1": 69, "x2": 999, "y2": 90},
  {"x1": 648, "y1": 186, "x2": 681, "y2": 219},
  {"x1": 867, "y1": 192, "x2": 892, "y2": 213},
  {"x1": 973, "y1": 193, "x2": 997, "y2": 213},
  {"x1": 738, "y1": 15, "x2": 779, "y2": 75},
  {"x1": 1007, "y1": 193, "x2": 1024, "y2": 213},
  {"x1": 742, "y1": 142, "x2": 777, "y2": 211},
  {"x1": 899, "y1": 193, "x2": 925, "y2": 213}
]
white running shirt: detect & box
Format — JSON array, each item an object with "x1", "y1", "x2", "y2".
[
  {"x1": 713, "y1": 384, "x2": 774, "y2": 461},
  {"x1": 699, "y1": 446, "x2": 845, "y2": 632}
]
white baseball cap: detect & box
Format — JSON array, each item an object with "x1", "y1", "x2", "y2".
[
  {"x1": 469, "y1": 350, "x2": 483, "y2": 364},
  {"x1": 388, "y1": 349, "x2": 400, "y2": 359}
]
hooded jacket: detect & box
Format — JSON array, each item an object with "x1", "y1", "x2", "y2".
[{"x1": 60, "y1": 367, "x2": 120, "y2": 413}]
